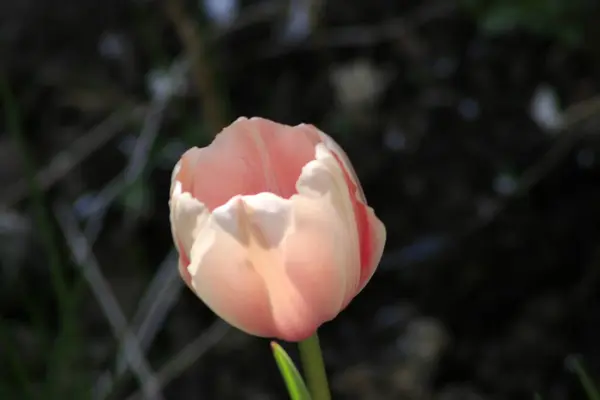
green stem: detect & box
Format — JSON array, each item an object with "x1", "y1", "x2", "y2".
[{"x1": 298, "y1": 332, "x2": 331, "y2": 400}]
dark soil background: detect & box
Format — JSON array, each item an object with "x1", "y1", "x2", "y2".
[{"x1": 2, "y1": 0, "x2": 600, "y2": 399}]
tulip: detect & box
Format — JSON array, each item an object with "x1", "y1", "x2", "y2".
[{"x1": 169, "y1": 117, "x2": 386, "y2": 342}]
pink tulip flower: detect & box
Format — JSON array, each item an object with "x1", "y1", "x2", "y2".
[{"x1": 169, "y1": 117, "x2": 386, "y2": 342}]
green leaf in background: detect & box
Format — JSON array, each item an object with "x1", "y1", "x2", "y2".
[
  {"x1": 271, "y1": 342, "x2": 312, "y2": 400},
  {"x1": 566, "y1": 355, "x2": 600, "y2": 400},
  {"x1": 461, "y1": 0, "x2": 587, "y2": 47},
  {"x1": 120, "y1": 177, "x2": 153, "y2": 218}
]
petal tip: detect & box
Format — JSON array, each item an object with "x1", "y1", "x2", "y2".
[{"x1": 171, "y1": 180, "x2": 183, "y2": 198}]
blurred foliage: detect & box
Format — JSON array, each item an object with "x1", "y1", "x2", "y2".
[
  {"x1": 568, "y1": 356, "x2": 600, "y2": 400},
  {"x1": 1, "y1": 78, "x2": 89, "y2": 398},
  {"x1": 462, "y1": 0, "x2": 589, "y2": 46}
]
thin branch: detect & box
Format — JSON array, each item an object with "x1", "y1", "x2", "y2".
[
  {"x1": 125, "y1": 321, "x2": 231, "y2": 400},
  {"x1": 308, "y1": 0, "x2": 325, "y2": 32},
  {"x1": 165, "y1": 0, "x2": 229, "y2": 133},
  {"x1": 83, "y1": 94, "x2": 170, "y2": 243},
  {"x1": 380, "y1": 94, "x2": 600, "y2": 272},
  {"x1": 252, "y1": 1, "x2": 456, "y2": 63},
  {"x1": 54, "y1": 201, "x2": 162, "y2": 400},
  {"x1": 126, "y1": 251, "x2": 182, "y2": 368},
  {"x1": 1, "y1": 107, "x2": 145, "y2": 209},
  {"x1": 94, "y1": 250, "x2": 182, "y2": 388}
]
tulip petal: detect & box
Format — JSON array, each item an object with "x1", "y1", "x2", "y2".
[
  {"x1": 171, "y1": 143, "x2": 363, "y2": 341},
  {"x1": 175, "y1": 117, "x2": 321, "y2": 211},
  {"x1": 302, "y1": 125, "x2": 386, "y2": 292}
]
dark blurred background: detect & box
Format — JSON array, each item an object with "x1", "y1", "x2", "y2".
[{"x1": 2, "y1": 0, "x2": 600, "y2": 399}]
